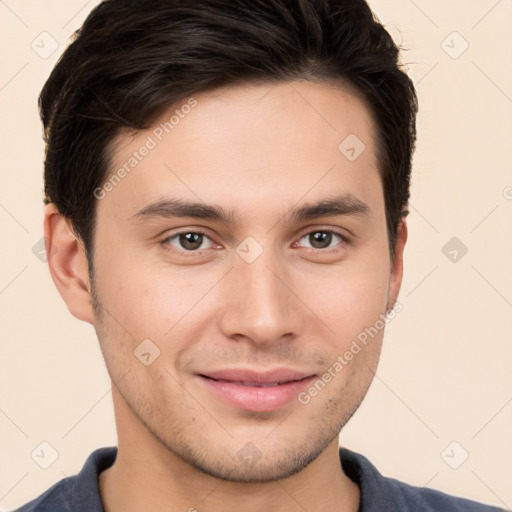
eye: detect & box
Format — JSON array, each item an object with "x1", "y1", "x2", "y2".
[
  {"x1": 296, "y1": 230, "x2": 346, "y2": 250},
  {"x1": 162, "y1": 231, "x2": 215, "y2": 252},
  {"x1": 160, "y1": 228, "x2": 348, "y2": 256}
]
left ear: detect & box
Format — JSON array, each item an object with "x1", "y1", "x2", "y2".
[{"x1": 387, "y1": 216, "x2": 408, "y2": 310}]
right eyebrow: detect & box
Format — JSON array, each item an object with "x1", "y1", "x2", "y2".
[{"x1": 129, "y1": 198, "x2": 239, "y2": 224}]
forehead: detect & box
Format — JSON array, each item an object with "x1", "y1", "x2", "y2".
[{"x1": 101, "y1": 80, "x2": 382, "y2": 223}]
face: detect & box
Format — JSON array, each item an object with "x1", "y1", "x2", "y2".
[{"x1": 89, "y1": 80, "x2": 404, "y2": 482}]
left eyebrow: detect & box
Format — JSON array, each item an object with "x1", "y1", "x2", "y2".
[{"x1": 288, "y1": 194, "x2": 371, "y2": 223}]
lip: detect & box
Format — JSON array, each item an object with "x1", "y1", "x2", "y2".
[{"x1": 197, "y1": 368, "x2": 316, "y2": 412}]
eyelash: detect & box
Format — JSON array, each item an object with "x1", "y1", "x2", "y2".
[{"x1": 160, "y1": 228, "x2": 349, "y2": 257}]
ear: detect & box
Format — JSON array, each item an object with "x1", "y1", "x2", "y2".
[
  {"x1": 43, "y1": 203, "x2": 95, "y2": 324},
  {"x1": 387, "y1": 216, "x2": 408, "y2": 310}
]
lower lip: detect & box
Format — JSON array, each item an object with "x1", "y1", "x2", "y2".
[{"x1": 197, "y1": 375, "x2": 316, "y2": 412}]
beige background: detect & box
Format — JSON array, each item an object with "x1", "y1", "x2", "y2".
[{"x1": 1, "y1": 0, "x2": 511, "y2": 510}]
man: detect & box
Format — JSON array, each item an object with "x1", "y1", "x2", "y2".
[{"x1": 17, "y1": 0, "x2": 504, "y2": 510}]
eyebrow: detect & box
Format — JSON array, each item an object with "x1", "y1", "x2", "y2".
[{"x1": 129, "y1": 194, "x2": 371, "y2": 224}]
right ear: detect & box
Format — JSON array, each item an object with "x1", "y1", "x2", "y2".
[{"x1": 43, "y1": 203, "x2": 95, "y2": 324}]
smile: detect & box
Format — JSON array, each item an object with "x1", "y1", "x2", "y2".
[{"x1": 197, "y1": 370, "x2": 316, "y2": 412}]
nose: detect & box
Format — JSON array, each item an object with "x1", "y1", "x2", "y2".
[{"x1": 218, "y1": 247, "x2": 305, "y2": 347}]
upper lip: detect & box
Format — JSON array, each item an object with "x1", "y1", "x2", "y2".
[{"x1": 199, "y1": 368, "x2": 315, "y2": 384}]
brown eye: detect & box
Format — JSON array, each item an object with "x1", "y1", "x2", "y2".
[
  {"x1": 178, "y1": 232, "x2": 204, "y2": 250},
  {"x1": 298, "y1": 230, "x2": 345, "y2": 250},
  {"x1": 163, "y1": 231, "x2": 213, "y2": 252}
]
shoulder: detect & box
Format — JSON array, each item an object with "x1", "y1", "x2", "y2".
[
  {"x1": 339, "y1": 448, "x2": 506, "y2": 512},
  {"x1": 382, "y1": 473, "x2": 505, "y2": 511},
  {"x1": 15, "y1": 447, "x2": 117, "y2": 512},
  {"x1": 15, "y1": 481, "x2": 74, "y2": 512}
]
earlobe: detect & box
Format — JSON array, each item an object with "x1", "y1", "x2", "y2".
[
  {"x1": 387, "y1": 217, "x2": 408, "y2": 310},
  {"x1": 43, "y1": 203, "x2": 95, "y2": 324}
]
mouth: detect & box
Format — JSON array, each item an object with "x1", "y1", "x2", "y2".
[
  {"x1": 201, "y1": 378, "x2": 300, "y2": 387},
  {"x1": 196, "y1": 369, "x2": 316, "y2": 412}
]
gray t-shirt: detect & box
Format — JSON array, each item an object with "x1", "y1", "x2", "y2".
[{"x1": 15, "y1": 446, "x2": 506, "y2": 511}]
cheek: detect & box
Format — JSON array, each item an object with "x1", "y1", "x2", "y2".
[
  {"x1": 297, "y1": 255, "x2": 390, "y2": 342},
  {"x1": 93, "y1": 242, "x2": 212, "y2": 339}
]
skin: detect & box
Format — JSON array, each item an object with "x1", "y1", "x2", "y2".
[{"x1": 45, "y1": 80, "x2": 407, "y2": 512}]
